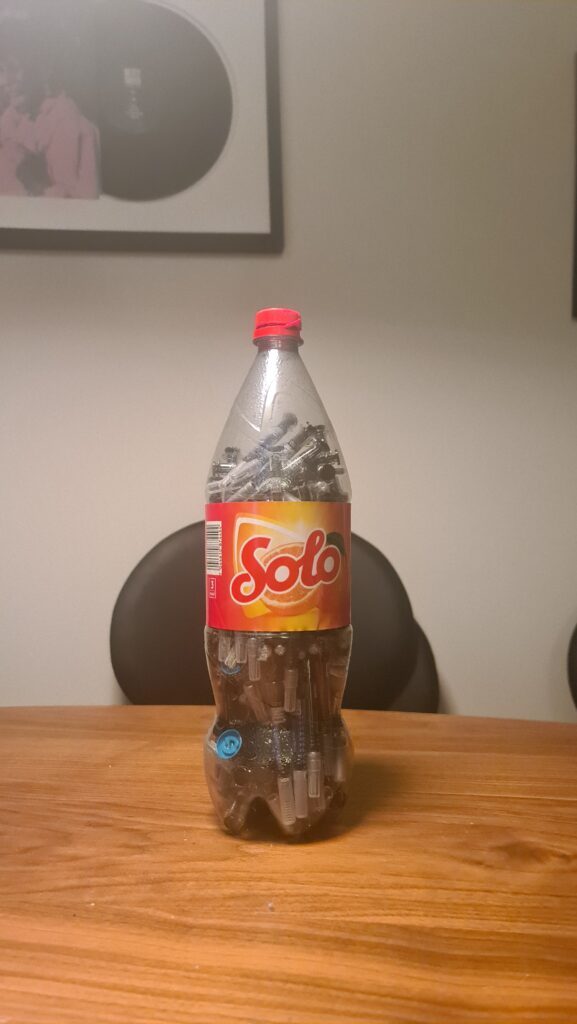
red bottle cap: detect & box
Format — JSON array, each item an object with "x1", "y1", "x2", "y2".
[{"x1": 253, "y1": 307, "x2": 302, "y2": 340}]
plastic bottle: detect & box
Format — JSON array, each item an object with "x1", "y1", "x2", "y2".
[{"x1": 204, "y1": 308, "x2": 352, "y2": 837}]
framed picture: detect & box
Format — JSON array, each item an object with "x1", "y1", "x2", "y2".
[{"x1": 0, "y1": 0, "x2": 282, "y2": 252}]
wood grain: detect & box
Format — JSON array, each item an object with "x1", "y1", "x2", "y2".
[{"x1": 0, "y1": 707, "x2": 576, "y2": 1023}]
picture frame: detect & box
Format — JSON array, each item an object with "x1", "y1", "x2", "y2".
[{"x1": 0, "y1": 0, "x2": 282, "y2": 252}]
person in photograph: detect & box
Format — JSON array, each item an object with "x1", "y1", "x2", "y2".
[
  {"x1": 0, "y1": 55, "x2": 33, "y2": 195},
  {"x1": 0, "y1": 53, "x2": 101, "y2": 199},
  {"x1": 33, "y1": 66, "x2": 101, "y2": 199}
]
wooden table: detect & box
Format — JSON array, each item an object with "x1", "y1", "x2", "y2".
[{"x1": 1, "y1": 707, "x2": 576, "y2": 1023}]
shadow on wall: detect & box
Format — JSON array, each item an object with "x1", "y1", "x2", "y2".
[{"x1": 436, "y1": 685, "x2": 454, "y2": 715}]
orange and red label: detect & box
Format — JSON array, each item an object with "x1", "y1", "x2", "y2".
[{"x1": 205, "y1": 501, "x2": 351, "y2": 632}]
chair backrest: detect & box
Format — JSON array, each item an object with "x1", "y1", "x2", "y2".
[
  {"x1": 568, "y1": 624, "x2": 577, "y2": 709},
  {"x1": 110, "y1": 523, "x2": 439, "y2": 711}
]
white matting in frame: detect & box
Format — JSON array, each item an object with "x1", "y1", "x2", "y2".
[{"x1": 0, "y1": 0, "x2": 282, "y2": 251}]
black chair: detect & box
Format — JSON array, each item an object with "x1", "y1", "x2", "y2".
[
  {"x1": 110, "y1": 523, "x2": 439, "y2": 712},
  {"x1": 568, "y1": 624, "x2": 577, "y2": 709}
]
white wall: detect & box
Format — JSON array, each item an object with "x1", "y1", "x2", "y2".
[{"x1": 1, "y1": 0, "x2": 576, "y2": 719}]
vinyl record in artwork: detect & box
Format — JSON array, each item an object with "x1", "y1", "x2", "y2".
[{"x1": 95, "y1": 0, "x2": 233, "y2": 201}]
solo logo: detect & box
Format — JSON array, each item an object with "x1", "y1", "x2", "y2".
[{"x1": 230, "y1": 529, "x2": 341, "y2": 607}]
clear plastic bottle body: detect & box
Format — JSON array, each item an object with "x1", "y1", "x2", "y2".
[
  {"x1": 204, "y1": 326, "x2": 352, "y2": 837},
  {"x1": 204, "y1": 626, "x2": 352, "y2": 836},
  {"x1": 205, "y1": 338, "x2": 351, "y2": 504}
]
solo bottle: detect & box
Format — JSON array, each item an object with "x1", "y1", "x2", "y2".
[{"x1": 204, "y1": 308, "x2": 352, "y2": 836}]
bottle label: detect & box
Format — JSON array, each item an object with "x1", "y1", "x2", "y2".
[{"x1": 205, "y1": 501, "x2": 351, "y2": 632}]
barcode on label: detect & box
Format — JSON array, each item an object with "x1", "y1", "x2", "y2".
[{"x1": 205, "y1": 521, "x2": 222, "y2": 575}]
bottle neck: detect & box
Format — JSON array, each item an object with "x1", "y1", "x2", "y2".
[{"x1": 254, "y1": 335, "x2": 302, "y2": 354}]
